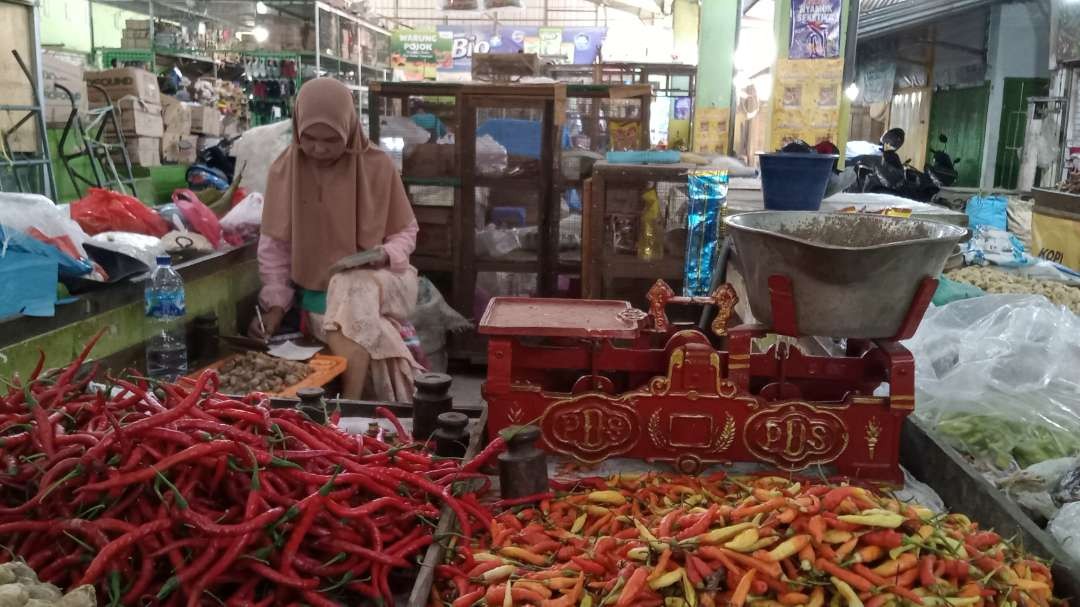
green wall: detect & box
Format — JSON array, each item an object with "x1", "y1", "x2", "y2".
[
  {"x1": 994, "y1": 77, "x2": 1049, "y2": 189},
  {"x1": 926, "y1": 84, "x2": 990, "y2": 188},
  {"x1": 696, "y1": 0, "x2": 738, "y2": 111},
  {"x1": 40, "y1": 0, "x2": 139, "y2": 55},
  {"x1": 0, "y1": 256, "x2": 259, "y2": 380}
]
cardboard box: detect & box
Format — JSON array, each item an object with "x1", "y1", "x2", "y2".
[
  {"x1": 113, "y1": 98, "x2": 163, "y2": 138},
  {"x1": 121, "y1": 37, "x2": 152, "y2": 49},
  {"x1": 121, "y1": 137, "x2": 161, "y2": 167},
  {"x1": 404, "y1": 144, "x2": 456, "y2": 179},
  {"x1": 161, "y1": 95, "x2": 191, "y2": 135},
  {"x1": 1032, "y1": 188, "x2": 1080, "y2": 271},
  {"x1": 162, "y1": 133, "x2": 197, "y2": 164},
  {"x1": 189, "y1": 104, "x2": 221, "y2": 136},
  {"x1": 126, "y1": 19, "x2": 151, "y2": 31},
  {"x1": 221, "y1": 115, "x2": 243, "y2": 137},
  {"x1": 42, "y1": 50, "x2": 87, "y2": 126},
  {"x1": 85, "y1": 67, "x2": 160, "y2": 107}
]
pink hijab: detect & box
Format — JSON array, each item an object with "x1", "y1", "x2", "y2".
[{"x1": 261, "y1": 78, "x2": 414, "y2": 291}]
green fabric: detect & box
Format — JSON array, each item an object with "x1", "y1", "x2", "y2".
[
  {"x1": 300, "y1": 289, "x2": 328, "y2": 315},
  {"x1": 933, "y1": 275, "x2": 985, "y2": 307}
]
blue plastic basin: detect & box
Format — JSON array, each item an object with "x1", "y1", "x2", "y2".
[{"x1": 758, "y1": 153, "x2": 837, "y2": 211}]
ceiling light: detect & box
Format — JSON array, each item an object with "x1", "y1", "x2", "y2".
[
  {"x1": 253, "y1": 26, "x2": 269, "y2": 42},
  {"x1": 197, "y1": 21, "x2": 206, "y2": 36},
  {"x1": 256, "y1": 1, "x2": 269, "y2": 14},
  {"x1": 845, "y1": 83, "x2": 860, "y2": 102}
]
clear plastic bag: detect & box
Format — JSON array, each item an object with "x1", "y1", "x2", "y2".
[
  {"x1": 221, "y1": 192, "x2": 264, "y2": 243},
  {"x1": 906, "y1": 295, "x2": 1080, "y2": 471},
  {"x1": 1048, "y1": 501, "x2": 1080, "y2": 564},
  {"x1": 0, "y1": 192, "x2": 91, "y2": 260}
]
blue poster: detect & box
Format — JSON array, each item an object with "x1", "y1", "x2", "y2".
[
  {"x1": 789, "y1": 0, "x2": 842, "y2": 59},
  {"x1": 437, "y1": 26, "x2": 605, "y2": 74}
]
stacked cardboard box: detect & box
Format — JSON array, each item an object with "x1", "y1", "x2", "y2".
[
  {"x1": 85, "y1": 67, "x2": 163, "y2": 167},
  {"x1": 189, "y1": 105, "x2": 222, "y2": 137},
  {"x1": 122, "y1": 19, "x2": 152, "y2": 49},
  {"x1": 42, "y1": 50, "x2": 87, "y2": 126},
  {"x1": 257, "y1": 15, "x2": 312, "y2": 51},
  {"x1": 161, "y1": 95, "x2": 197, "y2": 165}
]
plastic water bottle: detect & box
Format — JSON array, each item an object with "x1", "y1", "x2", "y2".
[{"x1": 145, "y1": 256, "x2": 188, "y2": 381}]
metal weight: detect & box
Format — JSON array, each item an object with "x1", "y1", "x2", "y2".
[
  {"x1": 413, "y1": 373, "x2": 453, "y2": 441},
  {"x1": 433, "y1": 412, "x2": 470, "y2": 458},
  {"x1": 296, "y1": 387, "x2": 327, "y2": 425},
  {"x1": 498, "y1": 426, "x2": 548, "y2": 500}
]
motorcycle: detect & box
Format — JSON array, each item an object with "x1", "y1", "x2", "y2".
[
  {"x1": 185, "y1": 135, "x2": 240, "y2": 192},
  {"x1": 845, "y1": 128, "x2": 944, "y2": 202},
  {"x1": 926, "y1": 133, "x2": 960, "y2": 188}
]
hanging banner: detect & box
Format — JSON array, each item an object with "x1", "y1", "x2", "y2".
[
  {"x1": 789, "y1": 0, "x2": 842, "y2": 59},
  {"x1": 1052, "y1": 0, "x2": 1080, "y2": 66},
  {"x1": 390, "y1": 29, "x2": 452, "y2": 81},
  {"x1": 770, "y1": 57, "x2": 843, "y2": 150},
  {"x1": 857, "y1": 60, "x2": 896, "y2": 105},
  {"x1": 438, "y1": 26, "x2": 605, "y2": 77}
]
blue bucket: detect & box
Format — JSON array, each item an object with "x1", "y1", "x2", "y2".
[{"x1": 758, "y1": 153, "x2": 838, "y2": 211}]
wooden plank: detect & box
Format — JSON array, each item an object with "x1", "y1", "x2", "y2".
[
  {"x1": 0, "y1": 2, "x2": 39, "y2": 154},
  {"x1": 581, "y1": 177, "x2": 594, "y2": 295},
  {"x1": 901, "y1": 417, "x2": 1080, "y2": 600},
  {"x1": 456, "y1": 94, "x2": 478, "y2": 318},
  {"x1": 539, "y1": 98, "x2": 557, "y2": 295},
  {"x1": 407, "y1": 408, "x2": 488, "y2": 607}
]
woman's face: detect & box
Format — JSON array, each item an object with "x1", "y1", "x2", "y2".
[{"x1": 300, "y1": 122, "x2": 346, "y2": 162}]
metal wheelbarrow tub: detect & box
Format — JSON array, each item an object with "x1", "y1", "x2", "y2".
[{"x1": 724, "y1": 211, "x2": 967, "y2": 338}]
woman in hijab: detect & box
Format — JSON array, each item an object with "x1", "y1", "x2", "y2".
[{"x1": 253, "y1": 78, "x2": 421, "y2": 401}]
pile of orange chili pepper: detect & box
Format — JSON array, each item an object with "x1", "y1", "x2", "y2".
[{"x1": 434, "y1": 473, "x2": 1059, "y2": 607}]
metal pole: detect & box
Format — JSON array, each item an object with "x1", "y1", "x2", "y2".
[
  {"x1": 30, "y1": 6, "x2": 56, "y2": 200},
  {"x1": 314, "y1": 2, "x2": 321, "y2": 76}
]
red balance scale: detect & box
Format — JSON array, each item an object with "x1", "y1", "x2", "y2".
[{"x1": 479, "y1": 275, "x2": 938, "y2": 484}]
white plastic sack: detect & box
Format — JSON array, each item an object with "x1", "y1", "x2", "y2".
[
  {"x1": 0, "y1": 193, "x2": 90, "y2": 259},
  {"x1": 231, "y1": 121, "x2": 292, "y2": 196},
  {"x1": 906, "y1": 295, "x2": 1080, "y2": 471},
  {"x1": 380, "y1": 116, "x2": 432, "y2": 147},
  {"x1": 476, "y1": 135, "x2": 509, "y2": 176},
  {"x1": 88, "y1": 232, "x2": 164, "y2": 270}
]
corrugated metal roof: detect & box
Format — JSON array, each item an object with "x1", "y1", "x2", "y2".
[{"x1": 858, "y1": 0, "x2": 999, "y2": 38}]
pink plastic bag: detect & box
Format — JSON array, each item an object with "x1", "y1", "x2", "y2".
[
  {"x1": 71, "y1": 188, "x2": 169, "y2": 237},
  {"x1": 172, "y1": 189, "x2": 224, "y2": 249}
]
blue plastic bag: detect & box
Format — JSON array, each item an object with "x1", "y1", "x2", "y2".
[
  {"x1": 966, "y1": 195, "x2": 1008, "y2": 230},
  {"x1": 0, "y1": 224, "x2": 92, "y2": 278},
  {"x1": 684, "y1": 171, "x2": 728, "y2": 297}
]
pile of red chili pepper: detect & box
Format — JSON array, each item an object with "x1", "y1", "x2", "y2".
[
  {"x1": 435, "y1": 473, "x2": 1059, "y2": 607},
  {"x1": 0, "y1": 338, "x2": 494, "y2": 606}
]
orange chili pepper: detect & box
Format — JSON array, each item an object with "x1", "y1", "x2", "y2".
[
  {"x1": 779, "y1": 592, "x2": 810, "y2": 606},
  {"x1": 615, "y1": 567, "x2": 649, "y2": 607},
  {"x1": 648, "y1": 549, "x2": 672, "y2": 582},
  {"x1": 731, "y1": 569, "x2": 757, "y2": 607}
]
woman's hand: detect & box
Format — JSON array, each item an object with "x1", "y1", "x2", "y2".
[{"x1": 248, "y1": 306, "x2": 286, "y2": 341}]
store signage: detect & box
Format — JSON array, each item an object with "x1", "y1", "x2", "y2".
[
  {"x1": 392, "y1": 25, "x2": 605, "y2": 79},
  {"x1": 789, "y1": 0, "x2": 842, "y2": 59},
  {"x1": 390, "y1": 29, "x2": 452, "y2": 81}
]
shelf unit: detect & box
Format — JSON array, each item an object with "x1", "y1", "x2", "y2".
[
  {"x1": 89, "y1": 0, "x2": 390, "y2": 121},
  {"x1": 551, "y1": 63, "x2": 695, "y2": 148},
  {"x1": 369, "y1": 83, "x2": 653, "y2": 350},
  {"x1": 583, "y1": 161, "x2": 703, "y2": 308}
]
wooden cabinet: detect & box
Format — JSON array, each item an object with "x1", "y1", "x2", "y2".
[{"x1": 369, "y1": 82, "x2": 653, "y2": 331}]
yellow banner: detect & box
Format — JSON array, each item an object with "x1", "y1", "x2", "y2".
[
  {"x1": 769, "y1": 57, "x2": 843, "y2": 151},
  {"x1": 693, "y1": 106, "x2": 730, "y2": 154}
]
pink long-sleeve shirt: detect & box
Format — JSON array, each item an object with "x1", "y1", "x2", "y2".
[{"x1": 258, "y1": 220, "x2": 419, "y2": 311}]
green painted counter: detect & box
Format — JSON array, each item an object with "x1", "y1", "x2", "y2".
[{"x1": 0, "y1": 244, "x2": 259, "y2": 380}]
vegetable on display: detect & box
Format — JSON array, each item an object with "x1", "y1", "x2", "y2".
[
  {"x1": 0, "y1": 334, "x2": 493, "y2": 605},
  {"x1": 434, "y1": 473, "x2": 1060, "y2": 607}
]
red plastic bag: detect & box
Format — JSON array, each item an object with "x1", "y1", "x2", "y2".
[
  {"x1": 172, "y1": 189, "x2": 224, "y2": 249},
  {"x1": 71, "y1": 188, "x2": 169, "y2": 237}
]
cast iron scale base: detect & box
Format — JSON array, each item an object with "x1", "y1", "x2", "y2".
[{"x1": 480, "y1": 275, "x2": 937, "y2": 484}]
